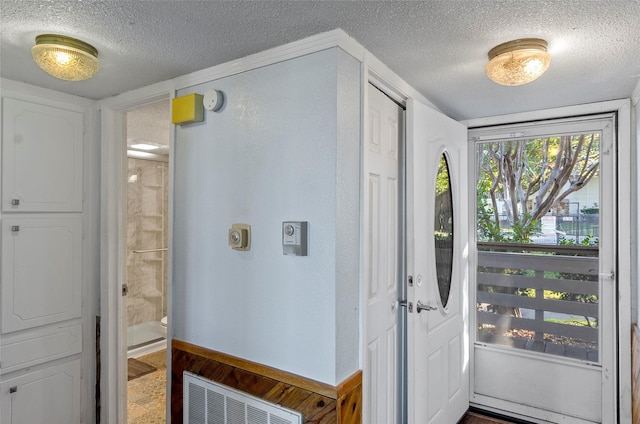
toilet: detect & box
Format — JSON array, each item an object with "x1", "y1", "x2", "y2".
[{"x1": 160, "y1": 316, "x2": 168, "y2": 337}]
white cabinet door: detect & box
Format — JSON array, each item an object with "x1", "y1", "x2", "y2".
[
  {"x1": 1, "y1": 217, "x2": 82, "y2": 333},
  {"x1": 0, "y1": 359, "x2": 81, "y2": 424},
  {"x1": 0, "y1": 324, "x2": 82, "y2": 374},
  {"x1": 2, "y1": 97, "x2": 84, "y2": 212}
]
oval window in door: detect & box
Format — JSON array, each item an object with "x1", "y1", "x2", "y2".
[{"x1": 434, "y1": 153, "x2": 454, "y2": 308}]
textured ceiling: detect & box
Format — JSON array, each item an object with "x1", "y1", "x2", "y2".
[{"x1": 1, "y1": 1, "x2": 640, "y2": 120}]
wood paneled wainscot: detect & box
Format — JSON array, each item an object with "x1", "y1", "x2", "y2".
[{"x1": 172, "y1": 340, "x2": 362, "y2": 423}]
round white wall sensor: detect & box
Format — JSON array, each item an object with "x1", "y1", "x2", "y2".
[{"x1": 203, "y1": 89, "x2": 224, "y2": 112}]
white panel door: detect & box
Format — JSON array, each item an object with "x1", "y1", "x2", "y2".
[
  {"x1": 2, "y1": 97, "x2": 84, "y2": 212},
  {"x1": 0, "y1": 359, "x2": 81, "y2": 424},
  {"x1": 407, "y1": 99, "x2": 469, "y2": 423},
  {"x1": 1, "y1": 216, "x2": 83, "y2": 333},
  {"x1": 363, "y1": 84, "x2": 403, "y2": 424}
]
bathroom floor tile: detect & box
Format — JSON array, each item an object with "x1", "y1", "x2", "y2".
[
  {"x1": 139, "y1": 349, "x2": 168, "y2": 370},
  {"x1": 128, "y1": 349, "x2": 166, "y2": 423}
]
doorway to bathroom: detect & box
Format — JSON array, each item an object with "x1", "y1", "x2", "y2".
[{"x1": 124, "y1": 100, "x2": 171, "y2": 423}]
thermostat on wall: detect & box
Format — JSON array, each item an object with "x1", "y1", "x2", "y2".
[
  {"x1": 282, "y1": 221, "x2": 308, "y2": 256},
  {"x1": 229, "y1": 223, "x2": 251, "y2": 251},
  {"x1": 203, "y1": 89, "x2": 224, "y2": 112}
]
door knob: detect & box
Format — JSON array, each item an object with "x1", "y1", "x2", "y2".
[{"x1": 416, "y1": 300, "x2": 437, "y2": 313}]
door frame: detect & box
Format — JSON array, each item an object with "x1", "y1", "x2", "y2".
[
  {"x1": 98, "y1": 81, "x2": 174, "y2": 424},
  {"x1": 463, "y1": 99, "x2": 633, "y2": 423}
]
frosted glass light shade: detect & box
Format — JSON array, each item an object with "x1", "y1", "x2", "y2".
[
  {"x1": 32, "y1": 34, "x2": 99, "y2": 81},
  {"x1": 486, "y1": 38, "x2": 551, "y2": 86}
]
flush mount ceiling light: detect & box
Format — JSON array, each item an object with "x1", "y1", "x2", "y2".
[
  {"x1": 31, "y1": 34, "x2": 99, "y2": 81},
  {"x1": 486, "y1": 38, "x2": 551, "y2": 86}
]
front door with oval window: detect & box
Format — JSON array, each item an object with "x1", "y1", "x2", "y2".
[{"x1": 407, "y1": 99, "x2": 469, "y2": 424}]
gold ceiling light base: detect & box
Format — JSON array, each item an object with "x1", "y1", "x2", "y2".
[
  {"x1": 31, "y1": 34, "x2": 99, "y2": 81},
  {"x1": 486, "y1": 38, "x2": 551, "y2": 86}
]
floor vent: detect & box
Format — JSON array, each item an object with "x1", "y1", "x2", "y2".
[{"x1": 184, "y1": 371, "x2": 304, "y2": 424}]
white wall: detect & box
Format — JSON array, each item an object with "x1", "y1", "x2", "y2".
[
  {"x1": 172, "y1": 48, "x2": 361, "y2": 385},
  {"x1": 334, "y1": 49, "x2": 361, "y2": 383}
]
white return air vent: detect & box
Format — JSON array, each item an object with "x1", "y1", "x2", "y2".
[{"x1": 184, "y1": 371, "x2": 304, "y2": 424}]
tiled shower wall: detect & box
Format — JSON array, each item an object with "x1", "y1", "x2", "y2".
[{"x1": 127, "y1": 157, "x2": 169, "y2": 327}]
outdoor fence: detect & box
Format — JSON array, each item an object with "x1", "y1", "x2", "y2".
[
  {"x1": 476, "y1": 242, "x2": 599, "y2": 361},
  {"x1": 495, "y1": 211, "x2": 599, "y2": 245}
]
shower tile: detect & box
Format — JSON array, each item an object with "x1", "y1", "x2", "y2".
[{"x1": 127, "y1": 158, "x2": 168, "y2": 329}]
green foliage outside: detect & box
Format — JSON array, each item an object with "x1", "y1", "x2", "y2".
[{"x1": 476, "y1": 133, "x2": 600, "y2": 243}]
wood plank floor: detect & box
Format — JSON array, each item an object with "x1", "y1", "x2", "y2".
[{"x1": 460, "y1": 411, "x2": 518, "y2": 424}]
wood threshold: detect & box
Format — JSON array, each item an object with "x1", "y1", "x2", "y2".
[
  {"x1": 462, "y1": 411, "x2": 518, "y2": 423},
  {"x1": 173, "y1": 339, "x2": 339, "y2": 399}
]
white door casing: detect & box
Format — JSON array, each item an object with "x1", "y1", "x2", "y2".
[
  {"x1": 363, "y1": 84, "x2": 403, "y2": 424},
  {"x1": 468, "y1": 114, "x2": 617, "y2": 423},
  {"x1": 463, "y1": 100, "x2": 632, "y2": 424},
  {"x1": 407, "y1": 99, "x2": 469, "y2": 424},
  {"x1": 99, "y1": 85, "x2": 174, "y2": 424}
]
